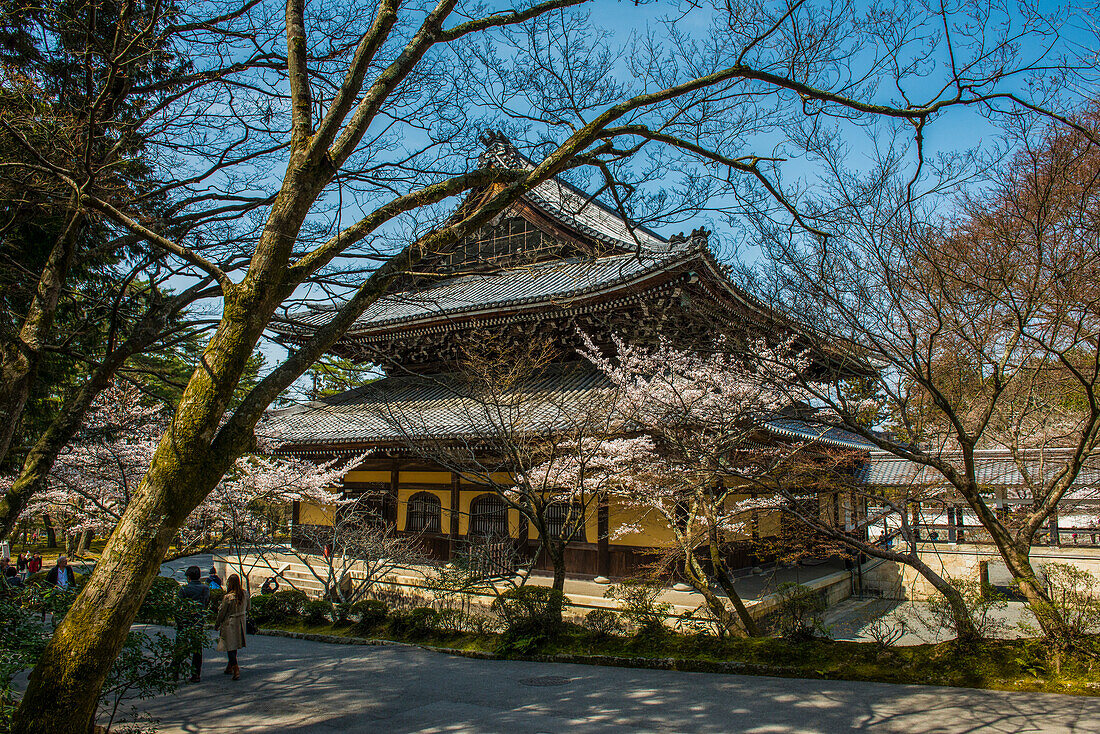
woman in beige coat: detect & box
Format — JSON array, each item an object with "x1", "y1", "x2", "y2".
[{"x1": 214, "y1": 573, "x2": 249, "y2": 680}]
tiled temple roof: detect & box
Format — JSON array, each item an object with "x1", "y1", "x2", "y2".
[
  {"x1": 857, "y1": 449, "x2": 1100, "y2": 493},
  {"x1": 271, "y1": 365, "x2": 612, "y2": 447},
  {"x1": 272, "y1": 244, "x2": 720, "y2": 340},
  {"x1": 478, "y1": 133, "x2": 672, "y2": 253},
  {"x1": 761, "y1": 418, "x2": 878, "y2": 452},
  {"x1": 271, "y1": 365, "x2": 877, "y2": 454}
]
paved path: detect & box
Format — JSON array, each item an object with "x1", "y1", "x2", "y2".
[{"x1": 137, "y1": 633, "x2": 1100, "y2": 733}]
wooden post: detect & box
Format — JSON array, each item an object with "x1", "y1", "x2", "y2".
[
  {"x1": 389, "y1": 464, "x2": 399, "y2": 527},
  {"x1": 947, "y1": 506, "x2": 956, "y2": 543},
  {"x1": 290, "y1": 500, "x2": 301, "y2": 550},
  {"x1": 597, "y1": 494, "x2": 610, "y2": 577},
  {"x1": 449, "y1": 471, "x2": 460, "y2": 559}
]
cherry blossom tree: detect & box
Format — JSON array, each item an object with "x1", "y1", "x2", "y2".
[
  {"x1": 21, "y1": 384, "x2": 162, "y2": 556},
  {"x1": 20, "y1": 386, "x2": 354, "y2": 563},
  {"x1": 264, "y1": 492, "x2": 426, "y2": 614},
  {"x1": 383, "y1": 334, "x2": 620, "y2": 618},
  {"x1": 575, "y1": 334, "x2": 817, "y2": 637}
]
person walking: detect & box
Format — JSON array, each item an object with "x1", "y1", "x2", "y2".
[
  {"x1": 45, "y1": 556, "x2": 75, "y2": 589},
  {"x1": 177, "y1": 566, "x2": 211, "y2": 683},
  {"x1": 214, "y1": 574, "x2": 248, "y2": 680}
]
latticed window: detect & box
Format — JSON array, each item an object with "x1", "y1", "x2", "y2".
[
  {"x1": 406, "y1": 492, "x2": 441, "y2": 533},
  {"x1": 544, "y1": 502, "x2": 585, "y2": 541},
  {"x1": 469, "y1": 494, "x2": 509, "y2": 538}
]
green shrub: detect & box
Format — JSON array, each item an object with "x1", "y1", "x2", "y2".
[
  {"x1": 923, "y1": 578, "x2": 1007, "y2": 641},
  {"x1": 389, "y1": 606, "x2": 439, "y2": 637},
  {"x1": 208, "y1": 589, "x2": 225, "y2": 615},
  {"x1": 605, "y1": 579, "x2": 671, "y2": 636},
  {"x1": 491, "y1": 586, "x2": 564, "y2": 632},
  {"x1": 583, "y1": 608, "x2": 626, "y2": 637},
  {"x1": 771, "y1": 582, "x2": 828, "y2": 641},
  {"x1": 1039, "y1": 563, "x2": 1100, "y2": 636},
  {"x1": 249, "y1": 593, "x2": 276, "y2": 623},
  {"x1": 137, "y1": 576, "x2": 184, "y2": 625},
  {"x1": 271, "y1": 589, "x2": 308, "y2": 620},
  {"x1": 491, "y1": 586, "x2": 566, "y2": 654},
  {"x1": 351, "y1": 599, "x2": 388, "y2": 631},
  {"x1": 302, "y1": 599, "x2": 331, "y2": 626}
]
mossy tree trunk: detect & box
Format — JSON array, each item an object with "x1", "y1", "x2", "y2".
[{"x1": 0, "y1": 212, "x2": 83, "y2": 466}]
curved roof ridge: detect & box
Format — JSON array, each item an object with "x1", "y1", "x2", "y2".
[{"x1": 479, "y1": 133, "x2": 681, "y2": 253}]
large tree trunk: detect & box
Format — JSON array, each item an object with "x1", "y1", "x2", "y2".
[
  {"x1": 0, "y1": 213, "x2": 83, "y2": 466},
  {"x1": 996, "y1": 539, "x2": 1070, "y2": 641},
  {"x1": 42, "y1": 514, "x2": 57, "y2": 548},
  {"x1": 964, "y1": 493, "x2": 1071, "y2": 640},
  {"x1": 705, "y1": 528, "x2": 762, "y2": 637}
]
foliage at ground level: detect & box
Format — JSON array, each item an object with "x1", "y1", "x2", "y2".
[{"x1": 257, "y1": 608, "x2": 1100, "y2": 697}]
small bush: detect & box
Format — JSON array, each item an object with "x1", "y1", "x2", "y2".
[
  {"x1": 302, "y1": 599, "x2": 331, "y2": 626},
  {"x1": 248, "y1": 593, "x2": 276, "y2": 623},
  {"x1": 923, "y1": 578, "x2": 1007, "y2": 640},
  {"x1": 208, "y1": 589, "x2": 225, "y2": 615},
  {"x1": 1039, "y1": 562, "x2": 1100, "y2": 636},
  {"x1": 136, "y1": 576, "x2": 183, "y2": 625},
  {"x1": 492, "y1": 586, "x2": 566, "y2": 655},
  {"x1": 492, "y1": 586, "x2": 564, "y2": 631},
  {"x1": 389, "y1": 606, "x2": 439, "y2": 637},
  {"x1": 271, "y1": 589, "x2": 308, "y2": 619},
  {"x1": 583, "y1": 609, "x2": 626, "y2": 637},
  {"x1": 351, "y1": 599, "x2": 388, "y2": 631},
  {"x1": 605, "y1": 579, "x2": 671, "y2": 635},
  {"x1": 772, "y1": 582, "x2": 828, "y2": 641}
]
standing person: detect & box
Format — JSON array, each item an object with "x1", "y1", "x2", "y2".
[
  {"x1": 27, "y1": 553, "x2": 42, "y2": 576},
  {"x1": 206, "y1": 566, "x2": 223, "y2": 590},
  {"x1": 16, "y1": 553, "x2": 28, "y2": 580},
  {"x1": 177, "y1": 566, "x2": 211, "y2": 683},
  {"x1": 214, "y1": 574, "x2": 248, "y2": 680},
  {"x1": 45, "y1": 556, "x2": 75, "y2": 589}
]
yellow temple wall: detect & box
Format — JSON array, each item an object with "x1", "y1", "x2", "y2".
[{"x1": 295, "y1": 469, "x2": 793, "y2": 549}]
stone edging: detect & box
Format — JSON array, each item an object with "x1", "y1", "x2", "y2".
[{"x1": 253, "y1": 628, "x2": 792, "y2": 677}]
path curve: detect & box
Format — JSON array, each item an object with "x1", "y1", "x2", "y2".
[{"x1": 135, "y1": 632, "x2": 1100, "y2": 733}]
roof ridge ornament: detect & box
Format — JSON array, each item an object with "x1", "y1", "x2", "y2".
[{"x1": 478, "y1": 130, "x2": 523, "y2": 168}]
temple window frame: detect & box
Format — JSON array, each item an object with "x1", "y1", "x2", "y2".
[
  {"x1": 469, "y1": 493, "x2": 509, "y2": 538},
  {"x1": 406, "y1": 491, "x2": 442, "y2": 533}
]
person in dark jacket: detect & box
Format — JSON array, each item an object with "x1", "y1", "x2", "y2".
[
  {"x1": 177, "y1": 565, "x2": 211, "y2": 682},
  {"x1": 45, "y1": 557, "x2": 75, "y2": 589},
  {"x1": 4, "y1": 566, "x2": 22, "y2": 589}
]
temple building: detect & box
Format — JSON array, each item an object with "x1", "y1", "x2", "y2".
[{"x1": 270, "y1": 137, "x2": 870, "y2": 579}]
